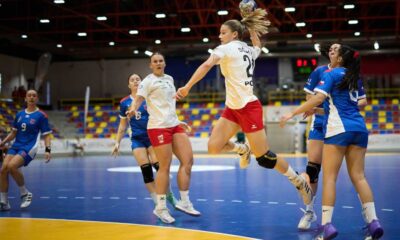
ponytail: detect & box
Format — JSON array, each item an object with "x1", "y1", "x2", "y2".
[
  {"x1": 337, "y1": 45, "x2": 361, "y2": 91},
  {"x1": 241, "y1": 8, "x2": 271, "y2": 37}
]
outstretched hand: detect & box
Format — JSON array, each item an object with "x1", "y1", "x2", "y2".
[
  {"x1": 175, "y1": 86, "x2": 190, "y2": 100},
  {"x1": 279, "y1": 112, "x2": 294, "y2": 128}
]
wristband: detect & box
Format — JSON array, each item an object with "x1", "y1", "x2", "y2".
[{"x1": 45, "y1": 146, "x2": 51, "y2": 153}]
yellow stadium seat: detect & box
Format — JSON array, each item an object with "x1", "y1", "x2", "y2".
[
  {"x1": 392, "y1": 99, "x2": 399, "y2": 104},
  {"x1": 360, "y1": 111, "x2": 365, "y2": 117},
  {"x1": 378, "y1": 111, "x2": 386, "y2": 117},
  {"x1": 192, "y1": 109, "x2": 199, "y2": 115},
  {"x1": 193, "y1": 120, "x2": 201, "y2": 127},
  {"x1": 71, "y1": 106, "x2": 78, "y2": 111},
  {"x1": 110, "y1": 133, "x2": 117, "y2": 139},
  {"x1": 200, "y1": 132, "x2": 209, "y2": 138},
  {"x1": 88, "y1": 122, "x2": 95, "y2": 128},
  {"x1": 201, "y1": 114, "x2": 210, "y2": 121},
  {"x1": 96, "y1": 128, "x2": 103, "y2": 134},
  {"x1": 183, "y1": 103, "x2": 190, "y2": 109},
  {"x1": 94, "y1": 105, "x2": 101, "y2": 111},
  {"x1": 176, "y1": 109, "x2": 181, "y2": 115},
  {"x1": 212, "y1": 120, "x2": 218, "y2": 126},
  {"x1": 87, "y1": 116, "x2": 93, "y2": 122},
  {"x1": 99, "y1": 122, "x2": 107, "y2": 128},
  {"x1": 72, "y1": 111, "x2": 79, "y2": 117},
  {"x1": 211, "y1": 109, "x2": 218, "y2": 115},
  {"x1": 15, "y1": 104, "x2": 21, "y2": 109},
  {"x1": 85, "y1": 134, "x2": 93, "y2": 139},
  {"x1": 378, "y1": 117, "x2": 385, "y2": 123},
  {"x1": 364, "y1": 105, "x2": 372, "y2": 111},
  {"x1": 301, "y1": 100, "x2": 306, "y2": 105},
  {"x1": 178, "y1": 115, "x2": 185, "y2": 121},
  {"x1": 110, "y1": 116, "x2": 117, "y2": 122},
  {"x1": 207, "y1": 103, "x2": 214, "y2": 108},
  {"x1": 274, "y1": 101, "x2": 282, "y2": 106},
  {"x1": 366, "y1": 123, "x2": 372, "y2": 130},
  {"x1": 95, "y1": 111, "x2": 103, "y2": 117},
  {"x1": 386, "y1": 123, "x2": 394, "y2": 129},
  {"x1": 371, "y1": 99, "x2": 379, "y2": 105}
]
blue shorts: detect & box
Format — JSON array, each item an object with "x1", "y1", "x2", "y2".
[
  {"x1": 7, "y1": 147, "x2": 36, "y2": 166},
  {"x1": 131, "y1": 136, "x2": 151, "y2": 150},
  {"x1": 325, "y1": 132, "x2": 369, "y2": 148},
  {"x1": 308, "y1": 127, "x2": 324, "y2": 141}
]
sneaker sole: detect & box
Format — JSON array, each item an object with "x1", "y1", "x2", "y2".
[
  {"x1": 152, "y1": 210, "x2": 175, "y2": 224},
  {"x1": 175, "y1": 205, "x2": 201, "y2": 217}
]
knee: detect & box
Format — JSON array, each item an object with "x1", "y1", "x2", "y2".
[
  {"x1": 256, "y1": 150, "x2": 277, "y2": 169},
  {"x1": 140, "y1": 164, "x2": 154, "y2": 184},
  {"x1": 306, "y1": 162, "x2": 321, "y2": 184},
  {"x1": 180, "y1": 158, "x2": 193, "y2": 174},
  {"x1": 349, "y1": 172, "x2": 366, "y2": 184}
]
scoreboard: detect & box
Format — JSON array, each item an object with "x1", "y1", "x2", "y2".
[{"x1": 292, "y1": 57, "x2": 318, "y2": 82}]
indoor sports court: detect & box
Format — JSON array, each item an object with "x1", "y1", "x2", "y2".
[{"x1": 1, "y1": 0, "x2": 399, "y2": 240}]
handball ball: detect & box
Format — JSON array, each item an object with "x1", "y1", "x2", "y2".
[{"x1": 239, "y1": 0, "x2": 257, "y2": 17}]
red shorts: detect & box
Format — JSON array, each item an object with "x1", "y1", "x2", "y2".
[
  {"x1": 147, "y1": 125, "x2": 186, "y2": 147},
  {"x1": 221, "y1": 100, "x2": 264, "y2": 133}
]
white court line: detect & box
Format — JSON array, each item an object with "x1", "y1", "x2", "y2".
[
  {"x1": 232, "y1": 200, "x2": 242, "y2": 203},
  {"x1": 342, "y1": 206, "x2": 354, "y2": 209},
  {"x1": 286, "y1": 202, "x2": 297, "y2": 205},
  {"x1": 110, "y1": 197, "x2": 120, "y2": 200},
  {"x1": 382, "y1": 209, "x2": 394, "y2": 212},
  {"x1": 144, "y1": 197, "x2": 152, "y2": 200},
  {"x1": 268, "y1": 202, "x2": 279, "y2": 204},
  {"x1": 92, "y1": 197, "x2": 102, "y2": 200},
  {"x1": 197, "y1": 199, "x2": 207, "y2": 201},
  {"x1": 214, "y1": 199, "x2": 225, "y2": 202},
  {"x1": 8, "y1": 196, "x2": 15, "y2": 199},
  {"x1": 127, "y1": 197, "x2": 137, "y2": 200},
  {"x1": 40, "y1": 196, "x2": 50, "y2": 199},
  {"x1": 250, "y1": 201, "x2": 260, "y2": 204},
  {"x1": 58, "y1": 196, "x2": 68, "y2": 199}
]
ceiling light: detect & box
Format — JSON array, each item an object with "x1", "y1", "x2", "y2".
[
  {"x1": 348, "y1": 19, "x2": 358, "y2": 24},
  {"x1": 133, "y1": 50, "x2": 139, "y2": 54},
  {"x1": 77, "y1": 32, "x2": 87, "y2": 37},
  {"x1": 109, "y1": 41, "x2": 115, "y2": 46},
  {"x1": 261, "y1": 47, "x2": 269, "y2": 54},
  {"x1": 354, "y1": 32, "x2": 361, "y2": 36},
  {"x1": 155, "y1": 39, "x2": 161, "y2": 44},
  {"x1": 21, "y1": 34, "x2": 28, "y2": 39},
  {"x1": 145, "y1": 50, "x2": 153, "y2": 56},
  {"x1": 374, "y1": 41, "x2": 379, "y2": 50},
  {"x1": 306, "y1": 34, "x2": 312, "y2": 38},
  {"x1": 314, "y1": 43, "x2": 321, "y2": 52},
  {"x1": 181, "y1": 27, "x2": 191, "y2": 32},
  {"x1": 57, "y1": 44, "x2": 62, "y2": 48},
  {"x1": 217, "y1": 10, "x2": 228, "y2": 15},
  {"x1": 40, "y1": 19, "x2": 50, "y2": 23},
  {"x1": 203, "y1": 37, "x2": 209, "y2": 43},
  {"x1": 129, "y1": 30, "x2": 139, "y2": 35},
  {"x1": 208, "y1": 49, "x2": 213, "y2": 54},
  {"x1": 54, "y1": 0, "x2": 65, "y2": 4},
  {"x1": 155, "y1": 13, "x2": 166, "y2": 19},
  {"x1": 344, "y1": 4, "x2": 355, "y2": 9},
  {"x1": 284, "y1": 7, "x2": 296, "y2": 12},
  {"x1": 296, "y1": 22, "x2": 306, "y2": 27},
  {"x1": 97, "y1": 16, "x2": 107, "y2": 21}
]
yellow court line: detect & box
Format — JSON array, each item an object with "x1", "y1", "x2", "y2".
[{"x1": 0, "y1": 218, "x2": 259, "y2": 240}]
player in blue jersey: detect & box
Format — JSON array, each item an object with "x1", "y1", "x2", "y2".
[
  {"x1": 280, "y1": 44, "x2": 383, "y2": 239},
  {"x1": 298, "y1": 44, "x2": 368, "y2": 230},
  {"x1": 0, "y1": 90, "x2": 52, "y2": 211},
  {"x1": 111, "y1": 73, "x2": 177, "y2": 207}
]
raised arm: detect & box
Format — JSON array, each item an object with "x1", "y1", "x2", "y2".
[{"x1": 249, "y1": 29, "x2": 261, "y2": 48}]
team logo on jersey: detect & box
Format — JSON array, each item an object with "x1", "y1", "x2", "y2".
[
  {"x1": 318, "y1": 81, "x2": 325, "y2": 86},
  {"x1": 251, "y1": 124, "x2": 257, "y2": 129},
  {"x1": 158, "y1": 134, "x2": 164, "y2": 144},
  {"x1": 25, "y1": 115, "x2": 30, "y2": 118},
  {"x1": 30, "y1": 119, "x2": 36, "y2": 124}
]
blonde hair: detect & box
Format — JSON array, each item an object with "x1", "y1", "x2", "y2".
[{"x1": 241, "y1": 8, "x2": 270, "y2": 37}]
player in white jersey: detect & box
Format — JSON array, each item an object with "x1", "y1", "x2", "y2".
[
  {"x1": 280, "y1": 45, "x2": 383, "y2": 239},
  {"x1": 176, "y1": 9, "x2": 313, "y2": 206},
  {"x1": 127, "y1": 53, "x2": 200, "y2": 224}
]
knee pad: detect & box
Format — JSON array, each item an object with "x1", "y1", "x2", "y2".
[
  {"x1": 140, "y1": 163, "x2": 154, "y2": 184},
  {"x1": 152, "y1": 162, "x2": 159, "y2": 171},
  {"x1": 306, "y1": 162, "x2": 321, "y2": 183},
  {"x1": 256, "y1": 150, "x2": 277, "y2": 169}
]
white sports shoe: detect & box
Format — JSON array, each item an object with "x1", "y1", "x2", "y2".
[
  {"x1": 153, "y1": 208, "x2": 175, "y2": 224},
  {"x1": 20, "y1": 192, "x2": 33, "y2": 208},
  {"x1": 175, "y1": 200, "x2": 201, "y2": 216},
  {"x1": 239, "y1": 143, "x2": 251, "y2": 169},
  {"x1": 289, "y1": 174, "x2": 313, "y2": 205},
  {"x1": 298, "y1": 209, "x2": 317, "y2": 230},
  {"x1": 0, "y1": 201, "x2": 11, "y2": 211}
]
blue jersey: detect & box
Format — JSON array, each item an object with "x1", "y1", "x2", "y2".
[
  {"x1": 12, "y1": 109, "x2": 52, "y2": 149},
  {"x1": 119, "y1": 95, "x2": 149, "y2": 139},
  {"x1": 315, "y1": 67, "x2": 368, "y2": 138},
  {"x1": 304, "y1": 65, "x2": 329, "y2": 129}
]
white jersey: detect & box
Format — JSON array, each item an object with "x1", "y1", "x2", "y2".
[
  {"x1": 137, "y1": 73, "x2": 180, "y2": 129},
  {"x1": 213, "y1": 40, "x2": 260, "y2": 109}
]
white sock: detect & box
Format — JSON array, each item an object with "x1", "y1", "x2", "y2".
[
  {"x1": 156, "y1": 194, "x2": 167, "y2": 210},
  {"x1": 322, "y1": 205, "x2": 334, "y2": 225},
  {"x1": 19, "y1": 185, "x2": 28, "y2": 196},
  {"x1": 283, "y1": 165, "x2": 298, "y2": 178},
  {"x1": 306, "y1": 196, "x2": 316, "y2": 212},
  {"x1": 363, "y1": 202, "x2": 378, "y2": 223},
  {"x1": 0, "y1": 192, "x2": 8, "y2": 203},
  {"x1": 232, "y1": 143, "x2": 247, "y2": 154},
  {"x1": 180, "y1": 190, "x2": 189, "y2": 202},
  {"x1": 150, "y1": 192, "x2": 157, "y2": 205}
]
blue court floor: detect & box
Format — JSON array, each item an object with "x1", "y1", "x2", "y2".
[{"x1": 1, "y1": 153, "x2": 399, "y2": 240}]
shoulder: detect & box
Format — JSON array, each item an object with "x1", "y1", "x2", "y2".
[
  {"x1": 163, "y1": 74, "x2": 174, "y2": 80},
  {"x1": 120, "y1": 95, "x2": 130, "y2": 104},
  {"x1": 38, "y1": 110, "x2": 49, "y2": 118}
]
